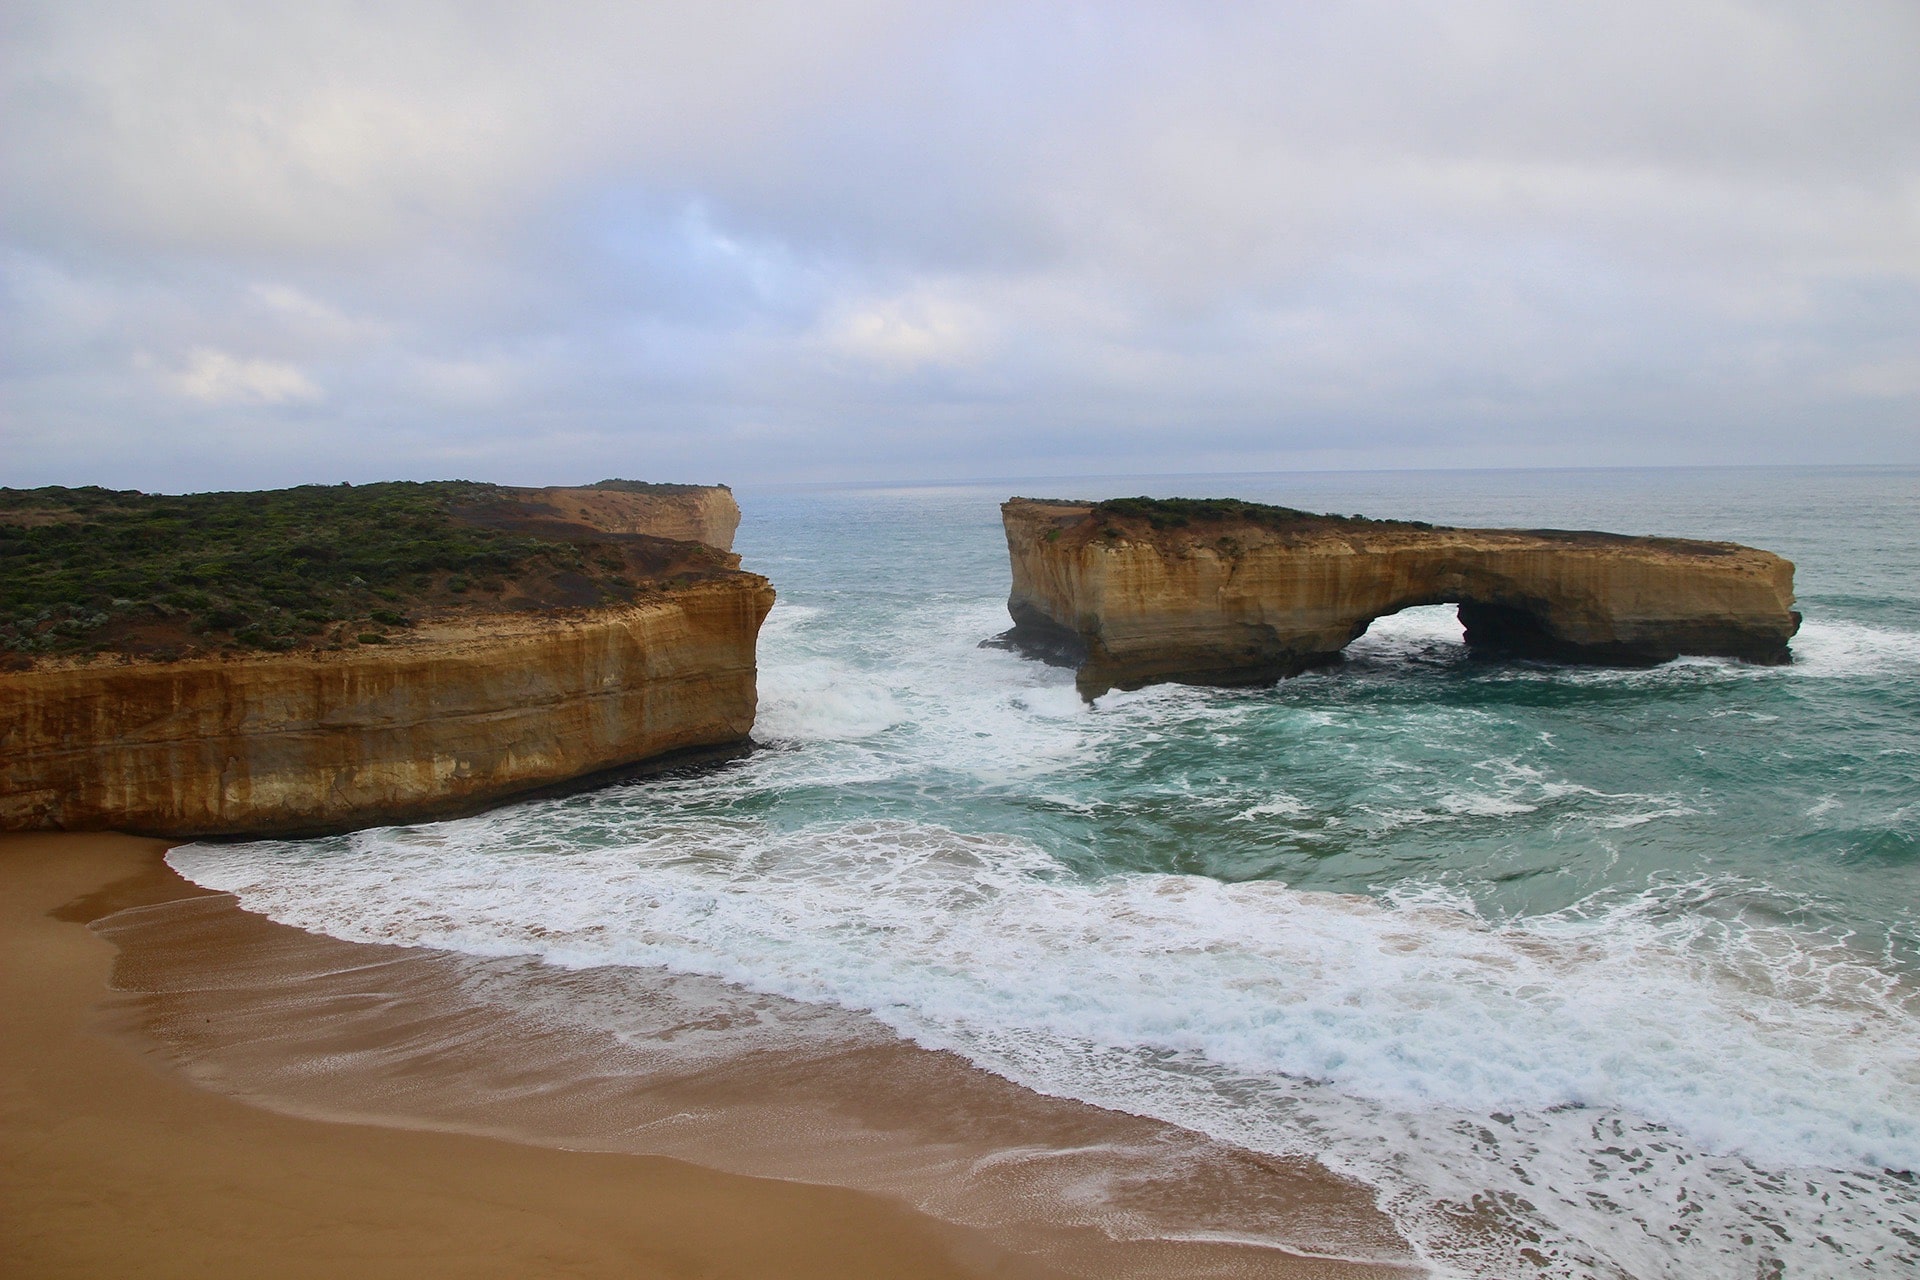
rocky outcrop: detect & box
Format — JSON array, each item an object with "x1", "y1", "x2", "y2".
[
  {"x1": 1, "y1": 576, "x2": 773, "y2": 837},
  {"x1": 514, "y1": 483, "x2": 741, "y2": 550},
  {"x1": 1001, "y1": 499, "x2": 1800, "y2": 698}
]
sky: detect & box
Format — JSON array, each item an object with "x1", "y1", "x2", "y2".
[{"x1": 3, "y1": 1, "x2": 1917, "y2": 492}]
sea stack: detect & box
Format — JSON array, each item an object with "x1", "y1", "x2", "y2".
[
  {"x1": 1, "y1": 481, "x2": 772, "y2": 837},
  {"x1": 1000, "y1": 497, "x2": 1800, "y2": 698}
]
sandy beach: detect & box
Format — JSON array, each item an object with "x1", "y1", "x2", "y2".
[
  {"x1": 0, "y1": 832, "x2": 1060, "y2": 1279},
  {"x1": 2, "y1": 832, "x2": 1415, "y2": 1279}
]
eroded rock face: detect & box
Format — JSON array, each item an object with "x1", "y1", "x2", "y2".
[
  {"x1": 518, "y1": 483, "x2": 741, "y2": 550},
  {"x1": 1, "y1": 577, "x2": 773, "y2": 837},
  {"x1": 1001, "y1": 499, "x2": 1800, "y2": 698}
]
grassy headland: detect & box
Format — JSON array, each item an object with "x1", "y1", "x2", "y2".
[{"x1": 0, "y1": 480, "x2": 733, "y2": 664}]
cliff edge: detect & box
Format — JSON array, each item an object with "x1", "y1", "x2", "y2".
[
  {"x1": 499, "y1": 481, "x2": 741, "y2": 551},
  {"x1": 1000, "y1": 497, "x2": 1799, "y2": 698},
  {"x1": 1, "y1": 480, "x2": 771, "y2": 837}
]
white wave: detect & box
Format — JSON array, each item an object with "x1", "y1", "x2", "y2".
[
  {"x1": 754, "y1": 657, "x2": 908, "y2": 743},
  {"x1": 759, "y1": 601, "x2": 823, "y2": 628},
  {"x1": 1522, "y1": 616, "x2": 1920, "y2": 687},
  {"x1": 1229, "y1": 793, "x2": 1311, "y2": 821},
  {"x1": 752, "y1": 594, "x2": 1096, "y2": 781},
  {"x1": 1347, "y1": 604, "x2": 1467, "y2": 657},
  {"x1": 174, "y1": 813, "x2": 1920, "y2": 1279},
  {"x1": 1379, "y1": 614, "x2": 1920, "y2": 688},
  {"x1": 1595, "y1": 803, "x2": 1704, "y2": 829},
  {"x1": 749, "y1": 600, "x2": 911, "y2": 743},
  {"x1": 1308, "y1": 753, "x2": 1700, "y2": 838},
  {"x1": 1436, "y1": 791, "x2": 1537, "y2": 817},
  {"x1": 1787, "y1": 617, "x2": 1920, "y2": 678}
]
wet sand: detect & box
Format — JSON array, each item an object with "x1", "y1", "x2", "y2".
[{"x1": 2, "y1": 832, "x2": 1419, "y2": 1278}]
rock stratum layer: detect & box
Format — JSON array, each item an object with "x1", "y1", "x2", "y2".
[
  {"x1": 1, "y1": 578, "x2": 773, "y2": 837},
  {"x1": 1001, "y1": 499, "x2": 1799, "y2": 697},
  {"x1": 507, "y1": 482, "x2": 741, "y2": 550}
]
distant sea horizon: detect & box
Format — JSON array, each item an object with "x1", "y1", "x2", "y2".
[{"x1": 727, "y1": 459, "x2": 1918, "y2": 498}]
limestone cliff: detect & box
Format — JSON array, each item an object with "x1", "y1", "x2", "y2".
[
  {"x1": 1001, "y1": 498, "x2": 1799, "y2": 698},
  {"x1": 1, "y1": 577, "x2": 773, "y2": 837},
  {"x1": 503, "y1": 482, "x2": 741, "y2": 550}
]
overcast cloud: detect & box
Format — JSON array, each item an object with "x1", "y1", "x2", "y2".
[{"x1": 3, "y1": 0, "x2": 1916, "y2": 490}]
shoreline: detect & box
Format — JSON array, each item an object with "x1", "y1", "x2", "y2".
[
  {"x1": 0, "y1": 832, "x2": 1058, "y2": 1279},
  {"x1": 3, "y1": 832, "x2": 1418, "y2": 1278}
]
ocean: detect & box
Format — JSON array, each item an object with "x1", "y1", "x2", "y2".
[{"x1": 165, "y1": 465, "x2": 1919, "y2": 1278}]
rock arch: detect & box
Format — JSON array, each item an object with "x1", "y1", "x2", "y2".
[{"x1": 999, "y1": 499, "x2": 1801, "y2": 698}]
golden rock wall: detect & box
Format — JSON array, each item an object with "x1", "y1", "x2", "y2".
[
  {"x1": 527, "y1": 485, "x2": 742, "y2": 550},
  {"x1": 1, "y1": 577, "x2": 774, "y2": 836},
  {"x1": 1001, "y1": 500, "x2": 1798, "y2": 697}
]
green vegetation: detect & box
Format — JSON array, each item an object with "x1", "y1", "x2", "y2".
[
  {"x1": 592, "y1": 478, "x2": 728, "y2": 494},
  {"x1": 0, "y1": 481, "x2": 691, "y2": 660},
  {"x1": 1091, "y1": 496, "x2": 1435, "y2": 533}
]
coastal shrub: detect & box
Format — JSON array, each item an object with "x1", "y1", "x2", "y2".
[
  {"x1": 236, "y1": 625, "x2": 297, "y2": 652},
  {"x1": 593, "y1": 478, "x2": 727, "y2": 494},
  {"x1": 1092, "y1": 496, "x2": 1436, "y2": 532},
  {"x1": 0, "y1": 480, "x2": 675, "y2": 657}
]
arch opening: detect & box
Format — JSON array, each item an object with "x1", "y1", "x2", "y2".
[
  {"x1": 1342, "y1": 596, "x2": 1673, "y2": 669},
  {"x1": 1344, "y1": 603, "x2": 1466, "y2": 661}
]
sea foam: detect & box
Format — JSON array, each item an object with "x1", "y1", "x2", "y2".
[{"x1": 173, "y1": 806, "x2": 1920, "y2": 1278}]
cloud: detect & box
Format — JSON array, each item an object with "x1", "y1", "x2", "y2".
[
  {"x1": 0, "y1": 0, "x2": 924, "y2": 257},
  {"x1": 162, "y1": 348, "x2": 321, "y2": 406},
  {"x1": 1, "y1": 0, "x2": 1915, "y2": 489},
  {"x1": 821, "y1": 287, "x2": 996, "y2": 370},
  {"x1": 407, "y1": 356, "x2": 521, "y2": 407}
]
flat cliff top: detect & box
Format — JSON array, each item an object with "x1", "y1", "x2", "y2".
[
  {"x1": 1006, "y1": 496, "x2": 1764, "y2": 563},
  {"x1": 2, "y1": 480, "x2": 744, "y2": 666}
]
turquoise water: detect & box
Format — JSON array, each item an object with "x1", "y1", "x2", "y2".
[
  {"x1": 175, "y1": 466, "x2": 1920, "y2": 1278},
  {"x1": 747, "y1": 466, "x2": 1919, "y2": 956}
]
